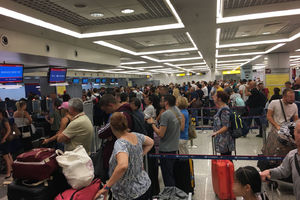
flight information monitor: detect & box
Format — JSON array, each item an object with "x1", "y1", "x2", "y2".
[
  {"x1": 73, "y1": 78, "x2": 80, "y2": 84},
  {"x1": 48, "y1": 68, "x2": 67, "y2": 83},
  {"x1": 82, "y1": 78, "x2": 88, "y2": 84},
  {"x1": 0, "y1": 64, "x2": 24, "y2": 83}
]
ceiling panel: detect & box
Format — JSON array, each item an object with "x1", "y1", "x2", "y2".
[
  {"x1": 115, "y1": 33, "x2": 191, "y2": 49},
  {"x1": 10, "y1": 0, "x2": 173, "y2": 26},
  {"x1": 223, "y1": 0, "x2": 300, "y2": 9}
]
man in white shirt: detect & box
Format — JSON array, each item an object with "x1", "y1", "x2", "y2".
[
  {"x1": 202, "y1": 81, "x2": 208, "y2": 98},
  {"x1": 239, "y1": 79, "x2": 248, "y2": 102},
  {"x1": 267, "y1": 88, "x2": 298, "y2": 131}
]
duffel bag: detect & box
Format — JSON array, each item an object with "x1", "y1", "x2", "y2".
[
  {"x1": 12, "y1": 148, "x2": 58, "y2": 181},
  {"x1": 55, "y1": 178, "x2": 101, "y2": 200}
]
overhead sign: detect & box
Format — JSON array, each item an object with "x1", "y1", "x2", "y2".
[
  {"x1": 176, "y1": 73, "x2": 186, "y2": 77},
  {"x1": 222, "y1": 70, "x2": 240, "y2": 75}
]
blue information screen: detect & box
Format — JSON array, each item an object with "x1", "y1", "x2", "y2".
[
  {"x1": 73, "y1": 78, "x2": 79, "y2": 84},
  {"x1": 0, "y1": 65, "x2": 23, "y2": 83},
  {"x1": 111, "y1": 78, "x2": 115, "y2": 83},
  {"x1": 95, "y1": 78, "x2": 100, "y2": 83},
  {"x1": 82, "y1": 78, "x2": 88, "y2": 84},
  {"x1": 101, "y1": 78, "x2": 106, "y2": 83},
  {"x1": 49, "y1": 68, "x2": 67, "y2": 83}
]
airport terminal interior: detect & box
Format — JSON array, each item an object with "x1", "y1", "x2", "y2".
[{"x1": 0, "y1": 0, "x2": 300, "y2": 199}]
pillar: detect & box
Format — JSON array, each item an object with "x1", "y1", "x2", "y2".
[
  {"x1": 241, "y1": 64, "x2": 253, "y2": 80},
  {"x1": 265, "y1": 53, "x2": 290, "y2": 97}
]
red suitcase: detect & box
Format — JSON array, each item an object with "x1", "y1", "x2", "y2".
[
  {"x1": 12, "y1": 148, "x2": 58, "y2": 181},
  {"x1": 211, "y1": 138, "x2": 235, "y2": 200}
]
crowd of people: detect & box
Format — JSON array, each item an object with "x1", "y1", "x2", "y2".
[{"x1": 1, "y1": 77, "x2": 300, "y2": 199}]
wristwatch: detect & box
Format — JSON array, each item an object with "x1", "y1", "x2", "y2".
[{"x1": 103, "y1": 184, "x2": 111, "y2": 190}]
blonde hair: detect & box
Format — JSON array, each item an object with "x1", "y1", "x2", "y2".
[
  {"x1": 173, "y1": 88, "x2": 180, "y2": 99},
  {"x1": 16, "y1": 101, "x2": 26, "y2": 111},
  {"x1": 177, "y1": 96, "x2": 189, "y2": 109}
]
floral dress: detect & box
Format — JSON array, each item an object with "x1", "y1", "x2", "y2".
[
  {"x1": 109, "y1": 132, "x2": 151, "y2": 200},
  {"x1": 213, "y1": 106, "x2": 235, "y2": 153}
]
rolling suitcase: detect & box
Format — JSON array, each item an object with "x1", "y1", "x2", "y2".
[
  {"x1": 211, "y1": 137, "x2": 235, "y2": 200},
  {"x1": 8, "y1": 179, "x2": 58, "y2": 200},
  {"x1": 8, "y1": 170, "x2": 70, "y2": 200},
  {"x1": 12, "y1": 148, "x2": 58, "y2": 181}
]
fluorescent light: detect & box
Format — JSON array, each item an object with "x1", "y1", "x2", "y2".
[
  {"x1": 186, "y1": 32, "x2": 198, "y2": 50},
  {"x1": 158, "y1": 57, "x2": 202, "y2": 62},
  {"x1": 94, "y1": 41, "x2": 137, "y2": 55},
  {"x1": 118, "y1": 66, "x2": 137, "y2": 70},
  {"x1": 121, "y1": 9, "x2": 134, "y2": 14},
  {"x1": 120, "y1": 61, "x2": 146, "y2": 65},
  {"x1": 165, "y1": 0, "x2": 183, "y2": 25},
  {"x1": 216, "y1": 28, "x2": 221, "y2": 47},
  {"x1": 90, "y1": 13, "x2": 104, "y2": 17},
  {"x1": 0, "y1": 4, "x2": 184, "y2": 39},
  {"x1": 265, "y1": 43, "x2": 285, "y2": 53},
  {"x1": 218, "y1": 38, "x2": 288, "y2": 48},
  {"x1": 0, "y1": 7, "x2": 81, "y2": 38},
  {"x1": 174, "y1": 62, "x2": 206, "y2": 67},
  {"x1": 216, "y1": 0, "x2": 223, "y2": 18},
  {"x1": 238, "y1": 55, "x2": 262, "y2": 69},
  {"x1": 217, "y1": 8, "x2": 300, "y2": 24},
  {"x1": 217, "y1": 59, "x2": 249, "y2": 63},
  {"x1": 290, "y1": 55, "x2": 300, "y2": 58},
  {"x1": 217, "y1": 52, "x2": 264, "y2": 58},
  {"x1": 139, "y1": 47, "x2": 197, "y2": 55},
  {"x1": 102, "y1": 68, "x2": 124, "y2": 71},
  {"x1": 164, "y1": 63, "x2": 176, "y2": 67},
  {"x1": 197, "y1": 51, "x2": 203, "y2": 58},
  {"x1": 135, "y1": 66, "x2": 164, "y2": 69},
  {"x1": 262, "y1": 32, "x2": 271, "y2": 35},
  {"x1": 296, "y1": 49, "x2": 300, "y2": 52},
  {"x1": 141, "y1": 56, "x2": 160, "y2": 62}
]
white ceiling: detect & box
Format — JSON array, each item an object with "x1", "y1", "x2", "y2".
[{"x1": 0, "y1": 0, "x2": 300, "y2": 75}]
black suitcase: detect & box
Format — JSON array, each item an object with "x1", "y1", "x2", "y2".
[
  {"x1": 7, "y1": 171, "x2": 70, "y2": 200},
  {"x1": 173, "y1": 159, "x2": 195, "y2": 194}
]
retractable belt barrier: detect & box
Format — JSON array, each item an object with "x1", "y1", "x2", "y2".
[{"x1": 148, "y1": 153, "x2": 284, "y2": 161}]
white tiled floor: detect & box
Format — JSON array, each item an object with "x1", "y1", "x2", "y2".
[{"x1": 0, "y1": 129, "x2": 296, "y2": 200}]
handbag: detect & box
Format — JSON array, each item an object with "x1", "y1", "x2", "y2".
[
  {"x1": 188, "y1": 117, "x2": 197, "y2": 140},
  {"x1": 54, "y1": 179, "x2": 101, "y2": 200},
  {"x1": 278, "y1": 100, "x2": 296, "y2": 144},
  {"x1": 191, "y1": 98, "x2": 202, "y2": 108},
  {"x1": 21, "y1": 112, "x2": 31, "y2": 138},
  {"x1": 56, "y1": 145, "x2": 94, "y2": 189},
  {"x1": 7, "y1": 122, "x2": 21, "y2": 141}
]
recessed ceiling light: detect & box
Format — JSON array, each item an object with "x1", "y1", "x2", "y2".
[
  {"x1": 90, "y1": 13, "x2": 104, "y2": 17},
  {"x1": 121, "y1": 9, "x2": 135, "y2": 14},
  {"x1": 74, "y1": 4, "x2": 87, "y2": 8},
  {"x1": 262, "y1": 32, "x2": 271, "y2": 35}
]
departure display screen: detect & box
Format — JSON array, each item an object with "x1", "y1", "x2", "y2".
[
  {"x1": 95, "y1": 78, "x2": 100, "y2": 83},
  {"x1": 48, "y1": 68, "x2": 67, "y2": 83},
  {"x1": 73, "y1": 78, "x2": 79, "y2": 84},
  {"x1": 0, "y1": 64, "x2": 24, "y2": 83},
  {"x1": 82, "y1": 78, "x2": 88, "y2": 84}
]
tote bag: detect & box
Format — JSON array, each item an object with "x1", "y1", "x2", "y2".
[{"x1": 56, "y1": 145, "x2": 94, "y2": 189}]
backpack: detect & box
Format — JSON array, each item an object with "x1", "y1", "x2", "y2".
[
  {"x1": 124, "y1": 110, "x2": 147, "y2": 135},
  {"x1": 234, "y1": 96, "x2": 245, "y2": 107},
  {"x1": 219, "y1": 107, "x2": 249, "y2": 139}
]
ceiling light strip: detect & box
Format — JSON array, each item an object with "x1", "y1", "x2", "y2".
[
  {"x1": 217, "y1": 59, "x2": 250, "y2": 63},
  {"x1": 165, "y1": 0, "x2": 184, "y2": 25},
  {"x1": 218, "y1": 38, "x2": 288, "y2": 48},
  {"x1": 217, "y1": 52, "x2": 264, "y2": 58},
  {"x1": 120, "y1": 61, "x2": 146, "y2": 65},
  {"x1": 174, "y1": 62, "x2": 206, "y2": 67},
  {"x1": 94, "y1": 41, "x2": 137, "y2": 55},
  {"x1": 217, "y1": 8, "x2": 300, "y2": 24},
  {"x1": 139, "y1": 47, "x2": 197, "y2": 55},
  {"x1": 0, "y1": 7, "x2": 81, "y2": 38}
]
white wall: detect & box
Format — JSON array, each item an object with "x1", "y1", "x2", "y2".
[{"x1": 152, "y1": 71, "x2": 212, "y2": 85}]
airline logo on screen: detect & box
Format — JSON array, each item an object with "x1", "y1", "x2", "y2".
[
  {"x1": 49, "y1": 68, "x2": 67, "y2": 83},
  {"x1": 0, "y1": 65, "x2": 23, "y2": 83}
]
